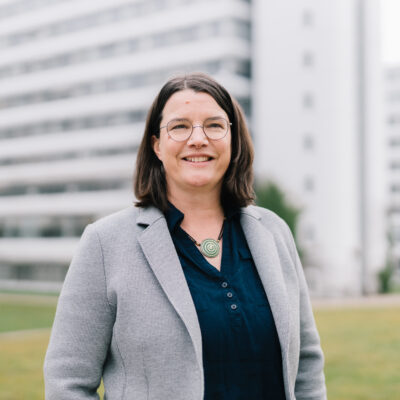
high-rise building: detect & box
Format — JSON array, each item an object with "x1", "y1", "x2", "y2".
[
  {"x1": 252, "y1": 0, "x2": 385, "y2": 295},
  {"x1": 385, "y1": 65, "x2": 400, "y2": 285},
  {"x1": 0, "y1": 0, "x2": 385, "y2": 295},
  {"x1": 0, "y1": 0, "x2": 252, "y2": 291}
]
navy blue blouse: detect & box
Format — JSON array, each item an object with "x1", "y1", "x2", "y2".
[{"x1": 165, "y1": 203, "x2": 286, "y2": 400}]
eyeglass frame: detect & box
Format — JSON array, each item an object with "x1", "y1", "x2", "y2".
[{"x1": 159, "y1": 117, "x2": 232, "y2": 142}]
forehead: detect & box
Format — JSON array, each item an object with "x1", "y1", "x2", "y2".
[{"x1": 161, "y1": 89, "x2": 227, "y2": 120}]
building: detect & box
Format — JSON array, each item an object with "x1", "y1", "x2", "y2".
[
  {"x1": 385, "y1": 65, "x2": 400, "y2": 285},
  {"x1": 0, "y1": 0, "x2": 252, "y2": 291},
  {"x1": 252, "y1": 0, "x2": 385, "y2": 295},
  {"x1": 0, "y1": 0, "x2": 386, "y2": 295}
]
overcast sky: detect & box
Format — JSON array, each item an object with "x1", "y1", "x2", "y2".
[{"x1": 381, "y1": 0, "x2": 400, "y2": 65}]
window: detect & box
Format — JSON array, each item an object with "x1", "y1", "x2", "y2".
[
  {"x1": 302, "y1": 92, "x2": 315, "y2": 109},
  {"x1": 303, "y1": 135, "x2": 314, "y2": 150},
  {"x1": 304, "y1": 225, "x2": 315, "y2": 241},
  {"x1": 302, "y1": 9, "x2": 314, "y2": 27},
  {"x1": 302, "y1": 51, "x2": 315, "y2": 67},
  {"x1": 304, "y1": 176, "x2": 315, "y2": 191}
]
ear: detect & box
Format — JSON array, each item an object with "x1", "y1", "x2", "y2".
[{"x1": 151, "y1": 135, "x2": 162, "y2": 161}]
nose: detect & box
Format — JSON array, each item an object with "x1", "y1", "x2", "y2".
[{"x1": 187, "y1": 125, "x2": 208, "y2": 147}]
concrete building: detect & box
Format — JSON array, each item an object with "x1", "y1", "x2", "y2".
[
  {"x1": 252, "y1": 0, "x2": 385, "y2": 295},
  {"x1": 385, "y1": 65, "x2": 400, "y2": 284},
  {"x1": 0, "y1": 0, "x2": 386, "y2": 295},
  {"x1": 0, "y1": 0, "x2": 252, "y2": 291}
]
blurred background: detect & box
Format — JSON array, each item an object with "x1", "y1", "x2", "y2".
[{"x1": 0, "y1": 0, "x2": 399, "y2": 398}]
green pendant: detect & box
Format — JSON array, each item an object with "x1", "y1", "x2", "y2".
[{"x1": 200, "y1": 238, "x2": 220, "y2": 258}]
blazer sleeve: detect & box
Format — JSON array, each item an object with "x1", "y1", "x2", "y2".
[
  {"x1": 44, "y1": 224, "x2": 115, "y2": 400},
  {"x1": 283, "y1": 223, "x2": 327, "y2": 400}
]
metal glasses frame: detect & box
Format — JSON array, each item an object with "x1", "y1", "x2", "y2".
[{"x1": 159, "y1": 117, "x2": 232, "y2": 142}]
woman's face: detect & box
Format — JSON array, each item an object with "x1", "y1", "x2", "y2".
[{"x1": 152, "y1": 89, "x2": 231, "y2": 198}]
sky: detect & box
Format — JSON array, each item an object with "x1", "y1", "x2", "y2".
[{"x1": 381, "y1": 0, "x2": 400, "y2": 64}]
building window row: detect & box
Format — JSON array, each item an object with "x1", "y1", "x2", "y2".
[
  {"x1": 0, "y1": 58, "x2": 250, "y2": 109},
  {"x1": 0, "y1": 0, "x2": 68, "y2": 21},
  {"x1": 388, "y1": 115, "x2": 400, "y2": 125},
  {"x1": 0, "y1": 215, "x2": 95, "y2": 238},
  {"x1": 390, "y1": 184, "x2": 400, "y2": 193},
  {"x1": 386, "y1": 68, "x2": 400, "y2": 81},
  {"x1": 0, "y1": 0, "x2": 203, "y2": 48},
  {"x1": 0, "y1": 110, "x2": 146, "y2": 140},
  {"x1": 0, "y1": 263, "x2": 68, "y2": 283},
  {"x1": 0, "y1": 179, "x2": 130, "y2": 198},
  {"x1": 387, "y1": 92, "x2": 400, "y2": 102},
  {"x1": 390, "y1": 161, "x2": 400, "y2": 170},
  {"x1": 0, "y1": 97, "x2": 251, "y2": 141},
  {"x1": 0, "y1": 144, "x2": 138, "y2": 167},
  {"x1": 389, "y1": 137, "x2": 400, "y2": 147},
  {"x1": 0, "y1": 18, "x2": 250, "y2": 80}
]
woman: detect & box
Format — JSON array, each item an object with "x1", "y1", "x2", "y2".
[{"x1": 44, "y1": 73, "x2": 326, "y2": 399}]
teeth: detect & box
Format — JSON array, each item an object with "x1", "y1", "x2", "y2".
[{"x1": 185, "y1": 156, "x2": 209, "y2": 162}]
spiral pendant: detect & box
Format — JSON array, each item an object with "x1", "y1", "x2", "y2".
[{"x1": 200, "y1": 238, "x2": 220, "y2": 258}]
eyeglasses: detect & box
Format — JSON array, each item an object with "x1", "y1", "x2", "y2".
[{"x1": 160, "y1": 117, "x2": 231, "y2": 142}]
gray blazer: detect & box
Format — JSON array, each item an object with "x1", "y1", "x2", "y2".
[{"x1": 44, "y1": 205, "x2": 326, "y2": 400}]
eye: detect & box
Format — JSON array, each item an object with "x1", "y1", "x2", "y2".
[
  {"x1": 168, "y1": 119, "x2": 191, "y2": 131},
  {"x1": 171, "y1": 124, "x2": 188, "y2": 130},
  {"x1": 205, "y1": 119, "x2": 226, "y2": 130}
]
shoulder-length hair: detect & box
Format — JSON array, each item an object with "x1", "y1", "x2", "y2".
[{"x1": 134, "y1": 72, "x2": 254, "y2": 212}]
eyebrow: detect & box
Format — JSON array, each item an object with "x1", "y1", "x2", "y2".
[{"x1": 168, "y1": 115, "x2": 226, "y2": 122}]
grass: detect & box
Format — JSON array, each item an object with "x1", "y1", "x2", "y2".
[
  {"x1": 0, "y1": 293, "x2": 399, "y2": 399},
  {"x1": 0, "y1": 294, "x2": 57, "y2": 333},
  {"x1": 314, "y1": 307, "x2": 400, "y2": 400},
  {"x1": 0, "y1": 330, "x2": 51, "y2": 400}
]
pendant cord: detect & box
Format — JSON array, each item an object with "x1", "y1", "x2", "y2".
[{"x1": 185, "y1": 220, "x2": 225, "y2": 247}]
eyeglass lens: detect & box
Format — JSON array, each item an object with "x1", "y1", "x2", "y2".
[{"x1": 167, "y1": 118, "x2": 229, "y2": 141}]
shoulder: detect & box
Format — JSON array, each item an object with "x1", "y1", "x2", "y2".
[
  {"x1": 86, "y1": 205, "x2": 164, "y2": 242},
  {"x1": 241, "y1": 205, "x2": 296, "y2": 252},
  {"x1": 90, "y1": 206, "x2": 139, "y2": 234},
  {"x1": 241, "y1": 205, "x2": 291, "y2": 234}
]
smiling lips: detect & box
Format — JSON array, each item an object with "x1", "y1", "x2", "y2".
[{"x1": 183, "y1": 156, "x2": 213, "y2": 162}]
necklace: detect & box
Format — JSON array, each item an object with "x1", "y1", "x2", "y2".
[{"x1": 185, "y1": 221, "x2": 225, "y2": 258}]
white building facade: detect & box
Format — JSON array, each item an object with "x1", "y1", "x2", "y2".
[
  {"x1": 0, "y1": 0, "x2": 386, "y2": 295},
  {"x1": 0, "y1": 0, "x2": 252, "y2": 291},
  {"x1": 385, "y1": 66, "x2": 400, "y2": 284},
  {"x1": 252, "y1": 0, "x2": 386, "y2": 295}
]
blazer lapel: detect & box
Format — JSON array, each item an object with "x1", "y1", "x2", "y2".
[
  {"x1": 136, "y1": 206, "x2": 203, "y2": 371},
  {"x1": 240, "y1": 208, "x2": 290, "y2": 360}
]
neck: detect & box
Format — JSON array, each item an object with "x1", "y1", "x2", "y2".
[{"x1": 167, "y1": 188, "x2": 224, "y2": 223}]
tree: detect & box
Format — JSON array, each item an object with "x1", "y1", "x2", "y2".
[{"x1": 255, "y1": 180, "x2": 303, "y2": 260}]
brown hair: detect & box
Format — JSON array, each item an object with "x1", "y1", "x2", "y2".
[{"x1": 134, "y1": 72, "x2": 254, "y2": 212}]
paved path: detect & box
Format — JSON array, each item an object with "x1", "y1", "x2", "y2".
[
  {"x1": 0, "y1": 327, "x2": 50, "y2": 340},
  {"x1": 0, "y1": 292, "x2": 58, "y2": 305},
  {"x1": 1, "y1": 291, "x2": 400, "y2": 309},
  {"x1": 312, "y1": 293, "x2": 400, "y2": 309}
]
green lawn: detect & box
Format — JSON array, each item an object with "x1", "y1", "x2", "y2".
[
  {"x1": 315, "y1": 307, "x2": 400, "y2": 400},
  {"x1": 0, "y1": 294, "x2": 57, "y2": 333},
  {"x1": 0, "y1": 293, "x2": 399, "y2": 399}
]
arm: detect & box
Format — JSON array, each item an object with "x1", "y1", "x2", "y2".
[
  {"x1": 44, "y1": 224, "x2": 115, "y2": 399},
  {"x1": 283, "y1": 224, "x2": 327, "y2": 400},
  {"x1": 294, "y1": 249, "x2": 327, "y2": 399}
]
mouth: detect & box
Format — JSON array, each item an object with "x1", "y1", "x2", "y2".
[{"x1": 183, "y1": 156, "x2": 213, "y2": 163}]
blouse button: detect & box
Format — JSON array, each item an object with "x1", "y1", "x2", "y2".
[
  {"x1": 227, "y1": 292, "x2": 233, "y2": 298},
  {"x1": 221, "y1": 282, "x2": 228, "y2": 288},
  {"x1": 231, "y1": 304, "x2": 237, "y2": 310}
]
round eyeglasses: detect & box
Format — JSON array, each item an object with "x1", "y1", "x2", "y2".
[{"x1": 160, "y1": 117, "x2": 231, "y2": 142}]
